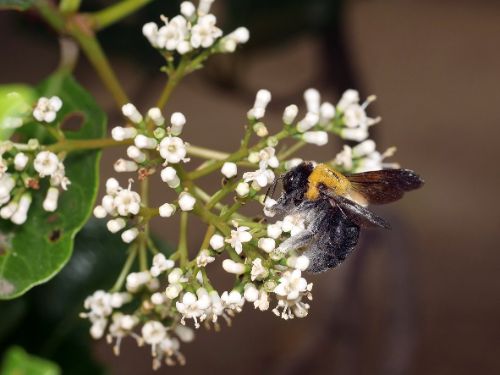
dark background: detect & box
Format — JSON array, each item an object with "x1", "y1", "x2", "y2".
[{"x1": 1, "y1": 0, "x2": 499, "y2": 374}]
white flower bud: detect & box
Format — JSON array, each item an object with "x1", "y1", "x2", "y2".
[
  {"x1": 114, "y1": 159, "x2": 138, "y2": 173},
  {"x1": 304, "y1": 88, "x2": 320, "y2": 114},
  {"x1": 284, "y1": 158, "x2": 303, "y2": 170},
  {"x1": 232, "y1": 27, "x2": 250, "y2": 43},
  {"x1": 159, "y1": 203, "x2": 176, "y2": 217},
  {"x1": 352, "y1": 139, "x2": 376, "y2": 157},
  {"x1": 297, "y1": 112, "x2": 320, "y2": 132},
  {"x1": 174, "y1": 325, "x2": 195, "y2": 343},
  {"x1": 302, "y1": 131, "x2": 328, "y2": 146},
  {"x1": 170, "y1": 112, "x2": 186, "y2": 136},
  {"x1": 254, "y1": 89, "x2": 271, "y2": 110},
  {"x1": 258, "y1": 237, "x2": 276, "y2": 253},
  {"x1": 111, "y1": 126, "x2": 137, "y2": 141},
  {"x1": 244, "y1": 283, "x2": 259, "y2": 302},
  {"x1": 178, "y1": 192, "x2": 195, "y2": 211},
  {"x1": 282, "y1": 104, "x2": 299, "y2": 124},
  {"x1": 142, "y1": 22, "x2": 158, "y2": 42},
  {"x1": 0, "y1": 201, "x2": 17, "y2": 219},
  {"x1": 180, "y1": 1, "x2": 196, "y2": 18},
  {"x1": 160, "y1": 166, "x2": 180, "y2": 188},
  {"x1": 93, "y1": 205, "x2": 107, "y2": 218},
  {"x1": 236, "y1": 182, "x2": 250, "y2": 197},
  {"x1": 151, "y1": 292, "x2": 165, "y2": 305},
  {"x1": 134, "y1": 134, "x2": 157, "y2": 149},
  {"x1": 107, "y1": 218, "x2": 126, "y2": 233},
  {"x1": 121, "y1": 228, "x2": 139, "y2": 243},
  {"x1": 222, "y1": 259, "x2": 246, "y2": 274},
  {"x1": 165, "y1": 283, "x2": 182, "y2": 299},
  {"x1": 90, "y1": 319, "x2": 106, "y2": 339},
  {"x1": 287, "y1": 255, "x2": 310, "y2": 271},
  {"x1": 101, "y1": 195, "x2": 115, "y2": 214},
  {"x1": 14, "y1": 152, "x2": 29, "y2": 171},
  {"x1": 341, "y1": 127, "x2": 369, "y2": 142},
  {"x1": 197, "y1": 0, "x2": 214, "y2": 16},
  {"x1": 127, "y1": 146, "x2": 146, "y2": 163},
  {"x1": 209, "y1": 234, "x2": 225, "y2": 250},
  {"x1": 248, "y1": 152, "x2": 260, "y2": 164},
  {"x1": 320, "y1": 102, "x2": 336, "y2": 124},
  {"x1": 42, "y1": 187, "x2": 59, "y2": 212},
  {"x1": 267, "y1": 223, "x2": 282, "y2": 239},
  {"x1": 168, "y1": 268, "x2": 183, "y2": 284},
  {"x1": 11, "y1": 193, "x2": 32, "y2": 225},
  {"x1": 122, "y1": 103, "x2": 143, "y2": 123},
  {"x1": 105, "y1": 178, "x2": 120, "y2": 195},
  {"x1": 147, "y1": 107, "x2": 164, "y2": 126},
  {"x1": 221, "y1": 162, "x2": 237, "y2": 178}
]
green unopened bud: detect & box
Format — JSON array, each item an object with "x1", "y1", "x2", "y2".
[
  {"x1": 266, "y1": 136, "x2": 278, "y2": 147},
  {"x1": 153, "y1": 127, "x2": 166, "y2": 139},
  {"x1": 253, "y1": 122, "x2": 268, "y2": 137}
]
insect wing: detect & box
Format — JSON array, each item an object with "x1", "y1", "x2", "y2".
[
  {"x1": 329, "y1": 194, "x2": 391, "y2": 229},
  {"x1": 346, "y1": 169, "x2": 424, "y2": 205}
]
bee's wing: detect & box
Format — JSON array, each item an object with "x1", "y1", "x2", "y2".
[
  {"x1": 324, "y1": 192, "x2": 391, "y2": 229},
  {"x1": 346, "y1": 169, "x2": 424, "y2": 205}
]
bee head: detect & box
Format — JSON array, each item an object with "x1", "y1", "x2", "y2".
[{"x1": 282, "y1": 162, "x2": 314, "y2": 198}]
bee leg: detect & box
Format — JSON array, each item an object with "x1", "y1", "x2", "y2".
[{"x1": 276, "y1": 229, "x2": 315, "y2": 254}]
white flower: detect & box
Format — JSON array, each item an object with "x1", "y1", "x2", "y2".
[
  {"x1": 14, "y1": 152, "x2": 28, "y2": 171},
  {"x1": 143, "y1": 22, "x2": 159, "y2": 46},
  {"x1": 121, "y1": 228, "x2": 139, "y2": 243},
  {"x1": 167, "y1": 268, "x2": 185, "y2": 284},
  {"x1": 258, "y1": 147, "x2": 279, "y2": 169},
  {"x1": 302, "y1": 131, "x2": 328, "y2": 146},
  {"x1": 0, "y1": 174, "x2": 15, "y2": 200},
  {"x1": 320, "y1": 102, "x2": 335, "y2": 125},
  {"x1": 134, "y1": 134, "x2": 157, "y2": 149},
  {"x1": 93, "y1": 205, "x2": 107, "y2": 218},
  {"x1": 282, "y1": 104, "x2": 298, "y2": 124},
  {"x1": 281, "y1": 214, "x2": 305, "y2": 236},
  {"x1": 274, "y1": 269, "x2": 311, "y2": 301},
  {"x1": 126, "y1": 145, "x2": 146, "y2": 163},
  {"x1": 243, "y1": 167, "x2": 275, "y2": 189},
  {"x1": 114, "y1": 158, "x2": 138, "y2": 173},
  {"x1": 0, "y1": 201, "x2": 18, "y2": 219},
  {"x1": 83, "y1": 290, "x2": 114, "y2": 318},
  {"x1": 50, "y1": 162, "x2": 70, "y2": 190},
  {"x1": 297, "y1": 112, "x2": 319, "y2": 133},
  {"x1": 147, "y1": 107, "x2": 164, "y2": 126},
  {"x1": 170, "y1": 112, "x2": 186, "y2": 136},
  {"x1": 287, "y1": 255, "x2": 310, "y2": 271},
  {"x1": 157, "y1": 15, "x2": 190, "y2": 53},
  {"x1": 196, "y1": 249, "x2": 215, "y2": 267},
  {"x1": 105, "y1": 178, "x2": 120, "y2": 195},
  {"x1": 226, "y1": 225, "x2": 252, "y2": 254},
  {"x1": 126, "y1": 271, "x2": 150, "y2": 292},
  {"x1": 337, "y1": 89, "x2": 360, "y2": 111},
  {"x1": 122, "y1": 103, "x2": 143, "y2": 123},
  {"x1": 221, "y1": 290, "x2": 244, "y2": 313},
  {"x1": 221, "y1": 162, "x2": 237, "y2": 178},
  {"x1": 165, "y1": 283, "x2": 183, "y2": 299},
  {"x1": 248, "y1": 89, "x2": 271, "y2": 120},
  {"x1": 176, "y1": 292, "x2": 204, "y2": 327},
  {"x1": 352, "y1": 139, "x2": 376, "y2": 157},
  {"x1": 304, "y1": 88, "x2": 320, "y2": 114},
  {"x1": 178, "y1": 192, "x2": 196, "y2": 211},
  {"x1": 114, "y1": 188, "x2": 141, "y2": 216},
  {"x1": 42, "y1": 187, "x2": 59, "y2": 212},
  {"x1": 159, "y1": 136, "x2": 187, "y2": 164},
  {"x1": 34, "y1": 151, "x2": 59, "y2": 177},
  {"x1": 159, "y1": 203, "x2": 176, "y2": 217},
  {"x1": 33, "y1": 96, "x2": 62, "y2": 123},
  {"x1": 190, "y1": 14, "x2": 222, "y2": 49},
  {"x1": 180, "y1": 1, "x2": 196, "y2": 18},
  {"x1": 106, "y1": 218, "x2": 126, "y2": 233},
  {"x1": 267, "y1": 223, "x2": 282, "y2": 239},
  {"x1": 334, "y1": 145, "x2": 353, "y2": 171},
  {"x1": 284, "y1": 158, "x2": 303, "y2": 170},
  {"x1": 222, "y1": 259, "x2": 246, "y2": 274},
  {"x1": 219, "y1": 27, "x2": 250, "y2": 52},
  {"x1": 160, "y1": 166, "x2": 180, "y2": 188},
  {"x1": 251, "y1": 258, "x2": 268, "y2": 281},
  {"x1": 257, "y1": 237, "x2": 275, "y2": 253},
  {"x1": 111, "y1": 126, "x2": 137, "y2": 141},
  {"x1": 209, "y1": 234, "x2": 224, "y2": 250},
  {"x1": 150, "y1": 253, "x2": 174, "y2": 277},
  {"x1": 142, "y1": 321, "x2": 166, "y2": 345},
  {"x1": 243, "y1": 283, "x2": 259, "y2": 302},
  {"x1": 10, "y1": 193, "x2": 32, "y2": 225},
  {"x1": 254, "y1": 290, "x2": 270, "y2": 311},
  {"x1": 235, "y1": 182, "x2": 250, "y2": 197}
]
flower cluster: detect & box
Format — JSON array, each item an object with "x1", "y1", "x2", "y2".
[
  {"x1": 142, "y1": 0, "x2": 249, "y2": 56},
  {"x1": 0, "y1": 97, "x2": 70, "y2": 224}
]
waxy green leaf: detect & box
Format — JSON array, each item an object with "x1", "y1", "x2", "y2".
[
  {"x1": 0, "y1": 0, "x2": 34, "y2": 11},
  {"x1": 0, "y1": 347, "x2": 60, "y2": 375},
  {"x1": 0, "y1": 73, "x2": 106, "y2": 299}
]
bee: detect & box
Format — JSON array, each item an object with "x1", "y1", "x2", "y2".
[{"x1": 267, "y1": 162, "x2": 424, "y2": 272}]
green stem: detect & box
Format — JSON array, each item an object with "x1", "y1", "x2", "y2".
[
  {"x1": 47, "y1": 138, "x2": 132, "y2": 152},
  {"x1": 156, "y1": 57, "x2": 189, "y2": 110},
  {"x1": 111, "y1": 245, "x2": 138, "y2": 292},
  {"x1": 178, "y1": 211, "x2": 189, "y2": 266},
  {"x1": 90, "y1": 0, "x2": 154, "y2": 31},
  {"x1": 278, "y1": 140, "x2": 306, "y2": 160},
  {"x1": 59, "y1": 0, "x2": 81, "y2": 13},
  {"x1": 187, "y1": 144, "x2": 229, "y2": 160}
]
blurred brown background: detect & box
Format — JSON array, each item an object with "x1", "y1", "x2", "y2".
[{"x1": 1, "y1": 0, "x2": 500, "y2": 374}]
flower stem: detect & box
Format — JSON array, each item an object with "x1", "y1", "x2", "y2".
[
  {"x1": 156, "y1": 57, "x2": 189, "y2": 110},
  {"x1": 47, "y1": 138, "x2": 132, "y2": 152},
  {"x1": 278, "y1": 140, "x2": 306, "y2": 160},
  {"x1": 178, "y1": 211, "x2": 189, "y2": 266},
  {"x1": 90, "y1": 0, "x2": 154, "y2": 31},
  {"x1": 187, "y1": 144, "x2": 229, "y2": 160},
  {"x1": 111, "y1": 244, "x2": 137, "y2": 292}
]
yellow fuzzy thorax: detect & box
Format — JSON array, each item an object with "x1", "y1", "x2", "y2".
[{"x1": 305, "y1": 164, "x2": 351, "y2": 200}]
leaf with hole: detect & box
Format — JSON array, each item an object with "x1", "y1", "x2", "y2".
[{"x1": 0, "y1": 73, "x2": 106, "y2": 299}]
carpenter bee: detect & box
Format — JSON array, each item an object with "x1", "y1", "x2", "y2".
[{"x1": 267, "y1": 162, "x2": 424, "y2": 272}]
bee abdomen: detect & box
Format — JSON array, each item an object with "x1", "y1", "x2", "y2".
[{"x1": 305, "y1": 207, "x2": 360, "y2": 273}]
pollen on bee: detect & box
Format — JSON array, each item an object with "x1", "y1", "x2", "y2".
[{"x1": 305, "y1": 164, "x2": 351, "y2": 200}]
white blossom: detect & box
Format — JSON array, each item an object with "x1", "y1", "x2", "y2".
[
  {"x1": 114, "y1": 188, "x2": 141, "y2": 216},
  {"x1": 106, "y1": 218, "x2": 126, "y2": 233},
  {"x1": 222, "y1": 259, "x2": 246, "y2": 274},
  {"x1": 159, "y1": 136, "x2": 188, "y2": 164},
  {"x1": 243, "y1": 283, "x2": 259, "y2": 302},
  {"x1": 221, "y1": 290, "x2": 244, "y2": 313},
  {"x1": 34, "y1": 151, "x2": 59, "y2": 177},
  {"x1": 134, "y1": 134, "x2": 158, "y2": 149},
  {"x1": 282, "y1": 104, "x2": 298, "y2": 124},
  {"x1": 159, "y1": 203, "x2": 176, "y2": 218},
  {"x1": 170, "y1": 112, "x2": 186, "y2": 136},
  {"x1": 160, "y1": 166, "x2": 181, "y2": 188},
  {"x1": 42, "y1": 187, "x2": 59, "y2": 212},
  {"x1": 111, "y1": 126, "x2": 137, "y2": 141},
  {"x1": 196, "y1": 249, "x2": 215, "y2": 267},
  {"x1": 126, "y1": 271, "x2": 150, "y2": 292},
  {"x1": 121, "y1": 228, "x2": 139, "y2": 243},
  {"x1": 243, "y1": 167, "x2": 275, "y2": 189},
  {"x1": 190, "y1": 14, "x2": 222, "y2": 49},
  {"x1": 226, "y1": 225, "x2": 252, "y2": 254},
  {"x1": 302, "y1": 131, "x2": 328, "y2": 146},
  {"x1": 235, "y1": 182, "x2": 250, "y2": 197},
  {"x1": 221, "y1": 162, "x2": 237, "y2": 178},
  {"x1": 180, "y1": 1, "x2": 196, "y2": 19},
  {"x1": 209, "y1": 234, "x2": 224, "y2": 250},
  {"x1": 267, "y1": 223, "x2": 283, "y2": 239},
  {"x1": 281, "y1": 214, "x2": 305, "y2": 236},
  {"x1": 250, "y1": 258, "x2": 268, "y2": 281},
  {"x1": 142, "y1": 321, "x2": 166, "y2": 345},
  {"x1": 248, "y1": 89, "x2": 271, "y2": 120},
  {"x1": 10, "y1": 193, "x2": 31, "y2": 225},
  {"x1": 122, "y1": 103, "x2": 143, "y2": 124},
  {"x1": 13, "y1": 152, "x2": 28, "y2": 171},
  {"x1": 257, "y1": 237, "x2": 276, "y2": 253},
  {"x1": 257, "y1": 147, "x2": 279, "y2": 169},
  {"x1": 178, "y1": 192, "x2": 196, "y2": 211},
  {"x1": 126, "y1": 145, "x2": 146, "y2": 163},
  {"x1": 147, "y1": 107, "x2": 165, "y2": 126},
  {"x1": 33, "y1": 96, "x2": 62, "y2": 123},
  {"x1": 114, "y1": 158, "x2": 138, "y2": 173}
]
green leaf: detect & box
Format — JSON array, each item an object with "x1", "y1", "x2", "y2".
[
  {"x1": 0, "y1": 0, "x2": 34, "y2": 11},
  {"x1": 0, "y1": 347, "x2": 60, "y2": 375},
  {"x1": 0, "y1": 85, "x2": 36, "y2": 141},
  {"x1": 0, "y1": 73, "x2": 106, "y2": 299}
]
